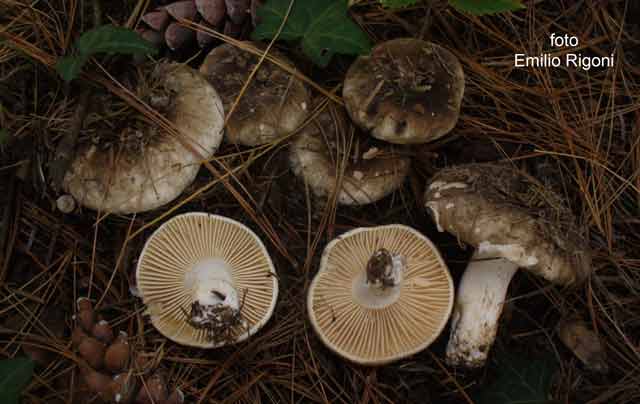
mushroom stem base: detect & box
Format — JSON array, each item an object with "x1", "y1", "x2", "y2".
[{"x1": 445, "y1": 250, "x2": 519, "y2": 367}]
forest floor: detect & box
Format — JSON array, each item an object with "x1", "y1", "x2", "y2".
[{"x1": 1, "y1": 0, "x2": 640, "y2": 403}]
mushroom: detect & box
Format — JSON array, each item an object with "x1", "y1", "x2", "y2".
[
  {"x1": 63, "y1": 63, "x2": 224, "y2": 214},
  {"x1": 343, "y1": 38, "x2": 464, "y2": 144},
  {"x1": 136, "y1": 212, "x2": 278, "y2": 348},
  {"x1": 423, "y1": 163, "x2": 591, "y2": 367},
  {"x1": 199, "y1": 42, "x2": 310, "y2": 146},
  {"x1": 289, "y1": 102, "x2": 410, "y2": 205},
  {"x1": 307, "y1": 224, "x2": 454, "y2": 365}
]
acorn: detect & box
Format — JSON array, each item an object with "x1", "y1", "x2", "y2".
[
  {"x1": 166, "y1": 388, "x2": 185, "y2": 404},
  {"x1": 92, "y1": 320, "x2": 114, "y2": 344},
  {"x1": 105, "y1": 331, "x2": 130, "y2": 373},
  {"x1": 78, "y1": 337, "x2": 106, "y2": 369},
  {"x1": 79, "y1": 361, "x2": 114, "y2": 401},
  {"x1": 71, "y1": 326, "x2": 89, "y2": 348},
  {"x1": 110, "y1": 373, "x2": 138, "y2": 404},
  {"x1": 135, "y1": 371, "x2": 168, "y2": 404}
]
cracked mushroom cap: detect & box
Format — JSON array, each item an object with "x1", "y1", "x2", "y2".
[
  {"x1": 199, "y1": 42, "x2": 310, "y2": 146},
  {"x1": 424, "y1": 163, "x2": 591, "y2": 285},
  {"x1": 343, "y1": 38, "x2": 464, "y2": 144},
  {"x1": 289, "y1": 103, "x2": 410, "y2": 205},
  {"x1": 307, "y1": 225, "x2": 454, "y2": 365},
  {"x1": 63, "y1": 63, "x2": 224, "y2": 214},
  {"x1": 136, "y1": 213, "x2": 278, "y2": 348}
]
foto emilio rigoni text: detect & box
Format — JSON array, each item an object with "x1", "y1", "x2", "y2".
[{"x1": 514, "y1": 33, "x2": 614, "y2": 71}]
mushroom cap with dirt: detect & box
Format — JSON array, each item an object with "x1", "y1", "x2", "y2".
[
  {"x1": 343, "y1": 38, "x2": 464, "y2": 144},
  {"x1": 63, "y1": 63, "x2": 224, "y2": 214},
  {"x1": 199, "y1": 42, "x2": 310, "y2": 146},
  {"x1": 424, "y1": 163, "x2": 591, "y2": 367},
  {"x1": 307, "y1": 224, "x2": 454, "y2": 365},
  {"x1": 289, "y1": 102, "x2": 410, "y2": 205},
  {"x1": 136, "y1": 212, "x2": 278, "y2": 348}
]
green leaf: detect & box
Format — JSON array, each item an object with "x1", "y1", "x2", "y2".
[
  {"x1": 252, "y1": 0, "x2": 372, "y2": 67},
  {"x1": 449, "y1": 0, "x2": 525, "y2": 15},
  {"x1": 474, "y1": 350, "x2": 558, "y2": 404},
  {"x1": 55, "y1": 54, "x2": 89, "y2": 82},
  {"x1": 76, "y1": 24, "x2": 158, "y2": 56},
  {"x1": 378, "y1": 0, "x2": 419, "y2": 8},
  {"x1": 0, "y1": 357, "x2": 35, "y2": 404},
  {"x1": 0, "y1": 128, "x2": 8, "y2": 145},
  {"x1": 55, "y1": 25, "x2": 157, "y2": 82}
]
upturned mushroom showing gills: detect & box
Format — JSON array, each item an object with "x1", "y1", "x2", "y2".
[
  {"x1": 136, "y1": 213, "x2": 278, "y2": 348},
  {"x1": 424, "y1": 163, "x2": 591, "y2": 367},
  {"x1": 289, "y1": 102, "x2": 410, "y2": 205},
  {"x1": 307, "y1": 225, "x2": 454, "y2": 365},
  {"x1": 343, "y1": 38, "x2": 464, "y2": 144},
  {"x1": 199, "y1": 42, "x2": 310, "y2": 146},
  {"x1": 63, "y1": 63, "x2": 224, "y2": 214}
]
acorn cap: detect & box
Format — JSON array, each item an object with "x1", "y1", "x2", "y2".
[
  {"x1": 136, "y1": 213, "x2": 279, "y2": 348},
  {"x1": 78, "y1": 337, "x2": 106, "y2": 369},
  {"x1": 196, "y1": 21, "x2": 217, "y2": 48},
  {"x1": 141, "y1": 9, "x2": 170, "y2": 31},
  {"x1": 92, "y1": 320, "x2": 114, "y2": 344},
  {"x1": 164, "y1": 1, "x2": 198, "y2": 20},
  {"x1": 136, "y1": 371, "x2": 168, "y2": 404},
  {"x1": 72, "y1": 326, "x2": 89, "y2": 348},
  {"x1": 79, "y1": 362, "x2": 114, "y2": 401},
  {"x1": 199, "y1": 42, "x2": 310, "y2": 146},
  {"x1": 63, "y1": 63, "x2": 225, "y2": 214},
  {"x1": 343, "y1": 38, "x2": 465, "y2": 144},
  {"x1": 165, "y1": 22, "x2": 196, "y2": 51},
  {"x1": 424, "y1": 163, "x2": 591, "y2": 285},
  {"x1": 307, "y1": 225, "x2": 454, "y2": 365},
  {"x1": 225, "y1": 0, "x2": 249, "y2": 24},
  {"x1": 289, "y1": 103, "x2": 410, "y2": 205},
  {"x1": 196, "y1": 0, "x2": 226, "y2": 25},
  {"x1": 110, "y1": 373, "x2": 138, "y2": 404},
  {"x1": 105, "y1": 332, "x2": 130, "y2": 373}
]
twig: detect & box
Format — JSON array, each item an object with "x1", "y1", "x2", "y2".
[
  {"x1": 49, "y1": 0, "x2": 103, "y2": 191},
  {"x1": 49, "y1": 90, "x2": 90, "y2": 191}
]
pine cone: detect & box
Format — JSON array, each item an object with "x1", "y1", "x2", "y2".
[{"x1": 139, "y1": 0, "x2": 263, "y2": 51}]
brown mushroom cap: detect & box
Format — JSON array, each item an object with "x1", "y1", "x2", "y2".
[
  {"x1": 63, "y1": 63, "x2": 224, "y2": 214},
  {"x1": 343, "y1": 38, "x2": 464, "y2": 144},
  {"x1": 136, "y1": 213, "x2": 278, "y2": 348},
  {"x1": 307, "y1": 225, "x2": 454, "y2": 365},
  {"x1": 424, "y1": 163, "x2": 591, "y2": 285},
  {"x1": 199, "y1": 42, "x2": 310, "y2": 146},
  {"x1": 289, "y1": 103, "x2": 410, "y2": 205}
]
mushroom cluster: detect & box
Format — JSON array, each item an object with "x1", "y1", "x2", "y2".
[
  {"x1": 307, "y1": 224, "x2": 454, "y2": 365},
  {"x1": 424, "y1": 163, "x2": 591, "y2": 367},
  {"x1": 290, "y1": 38, "x2": 464, "y2": 205},
  {"x1": 72, "y1": 298, "x2": 183, "y2": 404},
  {"x1": 200, "y1": 42, "x2": 310, "y2": 146},
  {"x1": 343, "y1": 38, "x2": 465, "y2": 144},
  {"x1": 136, "y1": 213, "x2": 278, "y2": 348},
  {"x1": 289, "y1": 102, "x2": 410, "y2": 205},
  {"x1": 63, "y1": 62, "x2": 224, "y2": 214}
]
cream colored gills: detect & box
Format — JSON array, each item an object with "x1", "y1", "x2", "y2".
[
  {"x1": 63, "y1": 63, "x2": 224, "y2": 214},
  {"x1": 307, "y1": 224, "x2": 454, "y2": 366}
]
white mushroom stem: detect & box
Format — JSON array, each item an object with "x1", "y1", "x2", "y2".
[
  {"x1": 445, "y1": 249, "x2": 519, "y2": 367},
  {"x1": 190, "y1": 279, "x2": 239, "y2": 327}
]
